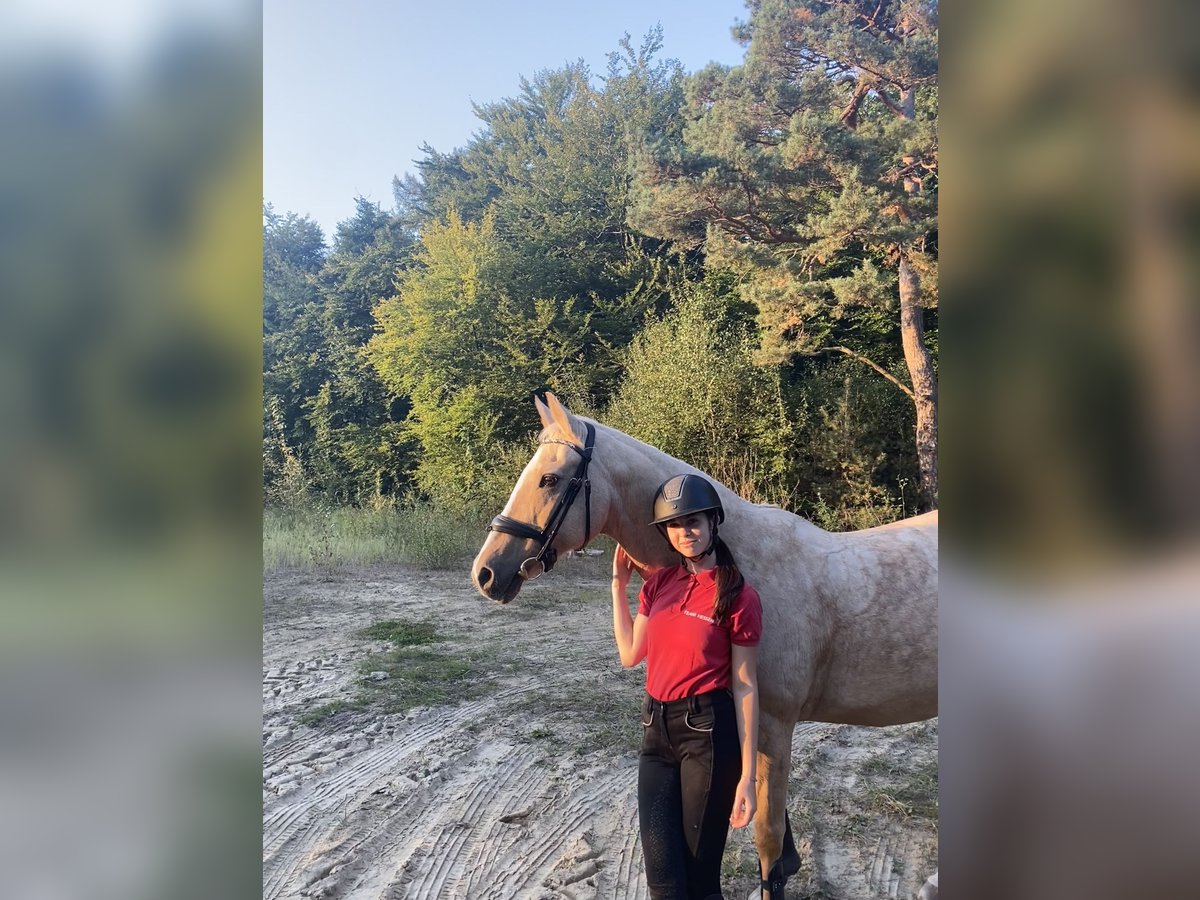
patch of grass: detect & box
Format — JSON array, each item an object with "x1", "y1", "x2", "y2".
[
  {"x1": 836, "y1": 810, "x2": 873, "y2": 838},
  {"x1": 355, "y1": 634, "x2": 524, "y2": 714},
  {"x1": 296, "y1": 617, "x2": 525, "y2": 728},
  {"x1": 298, "y1": 698, "x2": 363, "y2": 726},
  {"x1": 721, "y1": 842, "x2": 762, "y2": 882},
  {"x1": 359, "y1": 619, "x2": 441, "y2": 647},
  {"x1": 860, "y1": 756, "x2": 939, "y2": 823},
  {"x1": 901, "y1": 718, "x2": 938, "y2": 744},
  {"x1": 263, "y1": 502, "x2": 483, "y2": 571},
  {"x1": 859, "y1": 752, "x2": 897, "y2": 778},
  {"x1": 358, "y1": 647, "x2": 479, "y2": 711}
]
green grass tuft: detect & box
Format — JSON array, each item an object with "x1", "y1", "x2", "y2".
[{"x1": 359, "y1": 619, "x2": 441, "y2": 647}]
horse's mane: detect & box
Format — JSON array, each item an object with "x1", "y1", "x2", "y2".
[
  {"x1": 537, "y1": 416, "x2": 599, "y2": 447},
  {"x1": 540, "y1": 417, "x2": 711, "y2": 485}
]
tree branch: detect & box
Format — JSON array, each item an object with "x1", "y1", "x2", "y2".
[
  {"x1": 839, "y1": 80, "x2": 873, "y2": 129},
  {"x1": 813, "y1": 345, "x2": 915, "y2": 399},
  {"x1": 874, "y1": 88, "x2": 909, "y2": 120}
]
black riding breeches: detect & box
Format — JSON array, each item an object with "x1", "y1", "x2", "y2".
[{"x1": 638, "y1": 689, "x2": 741, "y2": 900}]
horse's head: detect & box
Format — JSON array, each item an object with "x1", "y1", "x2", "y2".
[{"x1": 471, "y1": 392, "x2": 609, "y2": 603}]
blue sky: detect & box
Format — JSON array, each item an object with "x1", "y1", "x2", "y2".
[{"x1": 264, "y1": 0, "x2": 749, "y2": 239}]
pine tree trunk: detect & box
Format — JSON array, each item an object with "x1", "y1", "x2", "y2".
[
  {"x1": 898, "y1": 253, "x2": 938, "y2": 509},
  {"x1": 898, "y1": 86, "x2": 938, "y2": 510}
]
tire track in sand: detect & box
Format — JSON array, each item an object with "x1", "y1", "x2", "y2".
[
  {"x1": 398, "y1": 742, "x2": 542, "y2": 898},
  {"x1": 265, "y1": 699, "x2": 506, "y2": 897},
  {"x1": 292, "y1": 741, "x2": 539, "y2": 899}
]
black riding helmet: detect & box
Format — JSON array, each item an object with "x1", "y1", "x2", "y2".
[{"x1": 649, "y1": 474, "x2": 725, "y2": 527}]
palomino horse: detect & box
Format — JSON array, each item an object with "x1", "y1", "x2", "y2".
[{"x1": 471, "y1": 393, "x2": 937, "y2": 899}]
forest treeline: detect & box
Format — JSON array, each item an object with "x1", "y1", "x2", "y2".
[{"x1": 264, "y1": 0, "x2": 937, "y2": 530}]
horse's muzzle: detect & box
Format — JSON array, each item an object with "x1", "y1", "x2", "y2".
[{"x1": 472, "y1": 562, "x2": 524, "y2": 603}]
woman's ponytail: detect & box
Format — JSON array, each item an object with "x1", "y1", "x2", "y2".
[{"x1": 711, "y1": 535, "x2": 744, "y2": 626}]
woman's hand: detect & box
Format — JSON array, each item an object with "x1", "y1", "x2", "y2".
[
  {"x1": 614, "y1": 544, "x2": 655, "y2": 585},
  {"x1": 729, "y1": 774, "x2": 757, "y2": 828},
  {"x1": 612, "y1": 544, "x2": 636, "y2": 587}
]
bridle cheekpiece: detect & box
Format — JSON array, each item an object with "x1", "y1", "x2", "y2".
[{"x1": 486, "y1": 421, "x2": 596, "y2": 580}]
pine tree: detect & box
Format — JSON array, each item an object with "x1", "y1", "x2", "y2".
[{"x1": 630, "y1": 0, "x2": 939, "y2": 508}]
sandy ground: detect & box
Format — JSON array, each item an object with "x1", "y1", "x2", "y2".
[{"x1": 263, "y1": 561, "x2": 938, "y2": 900}]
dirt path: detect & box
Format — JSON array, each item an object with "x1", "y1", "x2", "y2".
[{"x1": 263, "y1": 564, "x2": 937, "y2": 899}]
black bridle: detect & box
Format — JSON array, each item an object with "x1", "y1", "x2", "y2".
[{"x1": 486, "y1": 421, "x2": 595, "y2": 579}]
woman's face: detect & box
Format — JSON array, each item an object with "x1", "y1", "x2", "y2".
[{"x1": 664, "y1": 512, "x2": 712, "y2": 556}]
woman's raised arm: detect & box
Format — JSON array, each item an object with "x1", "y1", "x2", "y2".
[{"x1": 612, "y1": 545, "x2": 649, "y2": 667}]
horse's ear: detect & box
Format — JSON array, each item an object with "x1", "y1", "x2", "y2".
[
  {"x1": 543, "y1": 391, "x2": 578, "y2": 437},
  {"x1": 534, "y1": 393, "x2": 553, "y2": 429}
]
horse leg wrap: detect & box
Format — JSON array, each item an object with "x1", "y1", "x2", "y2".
[
  {"x1": 780, "y1": 814, "x2": 801, "y2": 877},
  {"x1": 760, "y1": 859, "x2": 788, "y2": 900}
]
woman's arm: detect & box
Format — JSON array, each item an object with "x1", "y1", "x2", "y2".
[
  {"x1": 612, "y1": 545, "x2": 649, "y2": 668},
  {"x1": 729, "y1": 642, "x2": 759, "y2": 828}
]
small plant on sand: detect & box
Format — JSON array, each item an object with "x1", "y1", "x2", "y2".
[
  {"x1": 359, "y1": 619, "x2": 441, "y2": 647},
  {"x1": 865, "y1": 759, "x2": 939, "y2": 823},
  {"x1": 720, "y1": 842, "x2": 762, "y2": 882},
  {"x1": 298, "y1": 698, "x2": 363, "y2": 727}
]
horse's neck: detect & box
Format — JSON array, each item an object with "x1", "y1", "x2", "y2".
[
  {"x1": 594, "y1": 425, "x2": 703, "y2": 569},
  {"x1": 589, "y1": 419, "x2": 829, "y2": 571}
]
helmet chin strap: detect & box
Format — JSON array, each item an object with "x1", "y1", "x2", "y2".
[
  {"x1": 681, "y1": 520, "x2": 718, "y2": 567},
  {"x1": 681, "y1": 542, "x2": 716, "y2": 565}
]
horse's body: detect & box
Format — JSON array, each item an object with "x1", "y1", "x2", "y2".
[{"x1": 471, "y1": 394, "x2": 937, "y2": 898}]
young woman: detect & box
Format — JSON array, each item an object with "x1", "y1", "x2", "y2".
[{"x1": 612, "y1": 473, "x2": 761, "y2": 900}]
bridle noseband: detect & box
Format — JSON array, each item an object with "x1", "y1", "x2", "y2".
[{"x1": 486, "y1": 422, "x2": 596, "y2": 579}]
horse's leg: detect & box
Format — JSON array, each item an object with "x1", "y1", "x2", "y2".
[{"x1": 753, "y1": 713, "x2": 795, "y2": 900}]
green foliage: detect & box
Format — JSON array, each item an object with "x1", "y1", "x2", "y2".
[
  {"x1": 606, "y1": 274, "x2": 916, "y2": 521},
  {"x1": 263, "y1": 397, "x2": 310, "y2": 509},
  {"x1": 628, "y1": 0, "x2": 938, "y2": 507},
  {"x1": 364, "y1": 211, "x2": 547, "y2": 511},
  {"x1": 630, "y1": 0, "x2": 938, "y2": 364},
  {"x1": 263, "y1": 206, "x2": 328, "y2": 455},
  {"x1": 402, "y1": 385, "x2": 532, "y2": 516},
  {"x1": 263, "y1": 199, "x2": 416, "y2": 505},
  {"x1": 263, "y1": 22, "x2": 935, "y2": 522},
  {"x1": 366, "y1": 210, "x2": 498, "y2": 400},
  {"x1": 606, "y1": 273, "x2": 802, "y2": 505},
  {"x1": 790, "y1": 361, "x2": 919, "y2": 527},
  {"x1": 398, "y1": 47, "x2": 689, "y2": 408}
]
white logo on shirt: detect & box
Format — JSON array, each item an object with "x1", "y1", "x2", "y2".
[{"x1": 680, "y1": 608, "x2": 716, "y2": 625}]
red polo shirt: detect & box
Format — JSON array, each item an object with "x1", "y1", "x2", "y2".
[{"x1": 637, "y1": 565, "x2": 762, "y2": 702}]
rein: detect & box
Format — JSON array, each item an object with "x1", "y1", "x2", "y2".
[{"x1": 486, "y1": 421, "x2": 596, "y2": 578}]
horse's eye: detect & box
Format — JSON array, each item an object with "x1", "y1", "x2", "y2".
[{"x1": 539, "y1": 473, "x2": 560, "y2": 489}]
